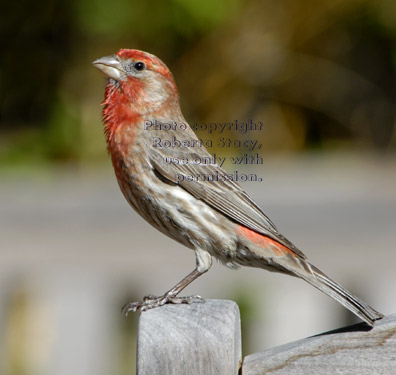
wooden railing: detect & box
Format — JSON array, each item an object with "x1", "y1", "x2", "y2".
[{"x1": 136, "y1": 299, "x2": 395, "y2": 374}]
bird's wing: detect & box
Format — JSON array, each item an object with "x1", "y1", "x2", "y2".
[{"x1": 150, "y1": 147, "x2": 305, "y2": 258}]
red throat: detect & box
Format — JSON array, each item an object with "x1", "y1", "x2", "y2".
[{"x1": 101, "y1": 80, "x2": 141, "y2": 146}]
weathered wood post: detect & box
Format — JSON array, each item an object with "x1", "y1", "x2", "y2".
[
  {"x1": 136, "y1": 299, "x2": 241, "y2": 375},
  {"x1": 243, "y1": 313, "x2": 396, "y2": 375},
  {"x1": 136, "y1": 298, "x2": 395, "y2": 375}
]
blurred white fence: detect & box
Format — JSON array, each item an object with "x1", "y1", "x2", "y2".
[{"x1": 0, "y1": 154, "x2": 395, "y2": 374}]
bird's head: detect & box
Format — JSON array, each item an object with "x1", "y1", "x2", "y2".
[{"x1": 93, "y1": 49, "x2": 179, "y2": 116}]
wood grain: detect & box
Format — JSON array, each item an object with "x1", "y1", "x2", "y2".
[
  {"x1": 243, "y1": 314, "x2": 396, "y2": 375},
  {"x1": 137, "y1": 299, "x2": 241, "y2": 375}
]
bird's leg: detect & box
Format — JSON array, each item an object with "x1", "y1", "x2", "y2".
[
  {"x1": 122, "y1": 249, "x2": 212, "y2": 314},
  {"x1": 121, "y1": 268, "x2": 205, "y2": 314}
]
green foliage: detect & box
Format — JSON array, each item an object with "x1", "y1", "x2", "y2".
[
  {"x1": 41, "y1": 93, "x2": 82, "y2": 161},
  {"x1": 0, "y1": 93, "x2": 81, "y2": 164},
  {"x1": 1, "y1": 0, "x2": 396, "y2": 167},
  {"x1": 76, "y1": 0, "x2": 239, "y2": 38}
]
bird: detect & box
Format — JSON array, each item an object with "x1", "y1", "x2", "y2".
[{"x1": 93, "y1": 49, "x2": 384, "y2": 326}]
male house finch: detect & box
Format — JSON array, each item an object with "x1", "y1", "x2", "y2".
[{"x1": 93, "y1": 49, "x2": 383, "y2": 326}]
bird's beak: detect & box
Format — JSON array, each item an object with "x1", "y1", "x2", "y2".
[{"x1": 93, "y1": 55, "x2": 125, "y2": 81}]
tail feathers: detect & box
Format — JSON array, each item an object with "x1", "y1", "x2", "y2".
[{"x1": 301, "y1": 263, "x2": 384, "y2": 327}]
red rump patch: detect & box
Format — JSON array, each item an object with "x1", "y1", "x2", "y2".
[{"x1": 237, "y1": 225, "x2": 295, "y2": 256}]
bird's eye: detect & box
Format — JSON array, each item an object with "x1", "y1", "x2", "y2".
[{"x1": 134, "y1": 62, "x2": 145, "y2": 71}]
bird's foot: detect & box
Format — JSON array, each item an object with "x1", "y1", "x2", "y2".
[{"x1": 121, "y1": 293, "x2": 204, "y2": 315}]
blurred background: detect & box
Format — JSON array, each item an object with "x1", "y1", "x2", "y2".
[{"x1": 1, "y1": 0, "x2": 396, "y2": 373}]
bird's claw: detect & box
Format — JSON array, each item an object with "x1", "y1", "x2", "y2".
[{"x1": 121, "y1": 294, "x2": 205, "y2": 315}]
